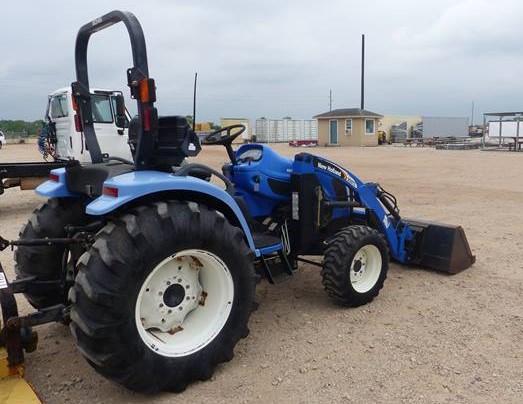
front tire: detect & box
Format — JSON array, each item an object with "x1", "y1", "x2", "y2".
[
  {"x1": 321, "y1": 225, "x2": 389, "y2": 307},
  {"x1": 69, "y1": 201, "x2": 256, "y2": 393}
]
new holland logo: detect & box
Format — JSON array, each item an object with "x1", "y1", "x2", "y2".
[
  {"x1": 313, "y1": 158, "x2": 358, "y2": 188},
  {"x1": 316, "y1": 161, "x2": 344, "y2": 177}
]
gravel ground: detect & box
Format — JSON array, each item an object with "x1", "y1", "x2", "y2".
[{"x1": 0, "y1": 143, "x2": 522, "y2": 404}]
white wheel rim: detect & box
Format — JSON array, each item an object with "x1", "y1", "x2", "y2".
[
  {"x1": 135, "y1": 249, "x2": 234, "y2": 357},
  {"x1": 349, "y1": 244, "x2": 382, "y2": 293}
]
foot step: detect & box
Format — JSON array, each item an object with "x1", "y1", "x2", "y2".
[{"x1": 258, "y1": 251, "x2": 295, "y2": 284}]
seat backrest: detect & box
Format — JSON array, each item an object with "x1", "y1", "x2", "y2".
[{"x1": 128, "y1": 115, "x2": 201, "y2": 171}]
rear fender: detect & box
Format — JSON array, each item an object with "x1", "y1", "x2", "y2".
[
  {"x1": 85, "y1": 171, "x2": 257, "y2": 254},
  {"x1": 35, "y1": 168, "x2": 77, "y2": 198}
]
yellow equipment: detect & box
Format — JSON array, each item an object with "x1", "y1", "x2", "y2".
[{"x1": 0, "y1": 264, "x2": 41, "y2": 404}]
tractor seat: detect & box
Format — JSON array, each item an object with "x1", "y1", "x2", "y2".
[{"x1": 65, "y1": 161, "x2": 134, "y2": 197}]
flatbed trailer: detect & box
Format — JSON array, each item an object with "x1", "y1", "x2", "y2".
[{"x1": 0, "y1": 161, "x2": 66, "y2": 195}]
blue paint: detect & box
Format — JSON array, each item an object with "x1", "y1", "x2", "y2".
[
  {"x1": 227, "y1": 144, "x2": 292, "y2": 217},
  {"x1": 290, "y1": 152, "x2": 414, "y2": 263},
  {"x1": 32, "y1": 144, "x2": 417, "y2": 263},
  {"x1": 85, "y1": 170, "x2": 257, "y2": 253},
  {"x1": 35, "y1": 168, "x2": 77, "y2": 198}
]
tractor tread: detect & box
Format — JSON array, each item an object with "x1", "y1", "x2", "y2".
[
  {"x1": 70, "y1": 200, "x2": 256, "y2": 393},
  {"x1": 321, "y1": 225, "x2": 389, "y2": 307}
]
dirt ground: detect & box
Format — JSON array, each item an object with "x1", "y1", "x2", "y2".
[{"x1": 0, "y1": 143, "x2": 521, "y2": 404}]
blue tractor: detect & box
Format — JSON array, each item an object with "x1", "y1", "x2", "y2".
[{"x1": 0, "y1": 10, "x2": 474, "y2": 393}]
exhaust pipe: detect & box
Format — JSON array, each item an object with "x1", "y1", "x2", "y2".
[{"x1": 404, "y1": 219, "x2": 475, "y2": 274}]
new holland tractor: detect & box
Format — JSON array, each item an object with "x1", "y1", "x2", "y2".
[{"x1": 0, "y1": 10, "x2": 475, "y2": 394}]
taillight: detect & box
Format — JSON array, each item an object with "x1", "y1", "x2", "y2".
[
  {"x1": 102, "y1": 186, "x2": 119, "y2": 198},
  {"x1": 143, "y1": 107, "x2": 152, "y2": 131},
  {"x1": 49, "y1": 173, "x2": 60, "y2": 182},
  {"x1": 74, "y1": 114, "x2": 83, "y2": 132},
  {"x1": 72, "y1": 95, "x2": 79, "y2": 112}
]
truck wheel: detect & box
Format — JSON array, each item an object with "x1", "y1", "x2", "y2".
[
  {"x1": 14, "y1": 198, "x2": 90, "y2": 308},
  {"x1": 69, "y1": 201, "x2": 256, "y2": 393},
  {"x1": 321, "y1": 225, "x2": 389, "y2": 307}
]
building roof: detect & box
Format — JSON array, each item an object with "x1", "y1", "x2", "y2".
[{"x1": 314, "y1": 108, "x2": 383, "y2": 119}]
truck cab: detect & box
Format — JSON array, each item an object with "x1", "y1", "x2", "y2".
[{"x1": 47, "y1": 87, "x2": 132, "y2": 162}]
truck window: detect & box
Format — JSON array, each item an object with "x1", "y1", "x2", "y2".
[
  {"x1": 50, "y1": 94, "x2": 69, "y2": 119},
  {"x1": 91, "y1": 94, "x2": 113, "y2": 123}
]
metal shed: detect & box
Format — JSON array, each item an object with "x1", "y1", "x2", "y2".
[
  {"x1": 483, "y1": 112, "x2": 523, "y2": 151},
  {"x1": 255, "y1": 118, "x2": 317, "y2": 143}
]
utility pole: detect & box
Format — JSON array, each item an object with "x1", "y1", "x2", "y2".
[
  {"x1": 192, "y1": 72, "x2": 198, "y2": 131},
  {"x1": 361, "y1": 34, "x2": 365, "y2": 110},
  {"x1": 471, "y1": 100, "x2": 475, "y2": 126},
  {"x1": 329, "y1": 89, "x2": 332, "y2": 111}
]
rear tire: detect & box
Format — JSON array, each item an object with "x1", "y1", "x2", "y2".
[
  {"x1": 321, "y1": 225, "x2": 389, "y2": 307},
  {"x1": 69, "y1": 201, "x2": 256, "y2": 393},
  {"x1": 14, "y1": 198, "x2": 90, "y2": 308}
]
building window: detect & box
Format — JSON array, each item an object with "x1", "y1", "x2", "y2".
[
  {"x1": 345, "y1": 119, "x2": 352, "y2": 134},
  {"x1": 365, "y1": 119, "x2": 375, "y2": 135}
]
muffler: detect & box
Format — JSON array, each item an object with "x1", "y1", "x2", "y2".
[{"x1": 404, "y1": 219, "x2": 475, "y2": 274}]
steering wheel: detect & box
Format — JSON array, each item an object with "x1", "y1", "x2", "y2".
[
  {"x1": 202, "y1": 124, "x2": 246, "y2": 164},
  {"x1": 203, "y1": 124, "x2": 246, "y2": 145}
]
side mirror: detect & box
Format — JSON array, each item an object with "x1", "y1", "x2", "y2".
[{"x1": 114, "y1": 94, "x2": 127, "y2": 128}]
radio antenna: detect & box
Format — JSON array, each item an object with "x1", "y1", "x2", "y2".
[{"x1": 192, "y1": 72, "x2": 198, "y2": 131}]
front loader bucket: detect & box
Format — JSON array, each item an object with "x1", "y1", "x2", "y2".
[{"x1": 404, "y1": 219, "x2": 475, "y2": 274}]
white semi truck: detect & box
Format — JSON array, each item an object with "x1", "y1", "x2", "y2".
[
  {"x1": 0, "y1": 87, "x2": 132, "y2": 195},
  {"x1": 46, "y1": 87, "x2": 132, "y2": 162}
]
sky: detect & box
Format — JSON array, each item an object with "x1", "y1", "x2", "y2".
[{"x1": 1, "y1": 0, "x2": 523, "y2": 124}]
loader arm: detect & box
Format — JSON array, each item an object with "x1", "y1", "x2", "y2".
[
  {"x1": 293, "y1": 153, "x2": 413, "y2": 262},
  {"x1": 292, "y1": 153, "x2": 474, "y2": 273}
]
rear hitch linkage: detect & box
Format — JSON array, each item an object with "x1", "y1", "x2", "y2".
[
  {"x1": 0, "y1": 220, "x2": 105, "y2": 252},
  {"x1": 0, "y1": 220, "x2": 107, "y2": 366}
]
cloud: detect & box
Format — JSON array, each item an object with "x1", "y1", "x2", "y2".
[{"x1": 0, "y1": 0, "x2": 522, "y2": 122}]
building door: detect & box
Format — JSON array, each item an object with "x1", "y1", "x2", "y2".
[{"x1": 329, "y1": 120, "x2": 338, "y2": 144}]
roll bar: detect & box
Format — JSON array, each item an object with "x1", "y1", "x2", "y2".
[{"x1": 71, "y1": 10, "x2": 157, "y2": 168}]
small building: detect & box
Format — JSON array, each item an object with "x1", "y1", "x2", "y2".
[
  {"x1": 314, "y1": 108, "x2": 383, "y2": 146},
  {"x1": 220, "y1": 117, "x2": 250, "y2": 143}
]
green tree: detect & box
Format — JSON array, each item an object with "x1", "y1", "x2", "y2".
[{"x1": 0, "y1": 120, "x2": 44, "y2": 137}]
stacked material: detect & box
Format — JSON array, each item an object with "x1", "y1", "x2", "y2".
[{"x1": 390, "y1": 121, "x2": 408, "y2": 143}]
